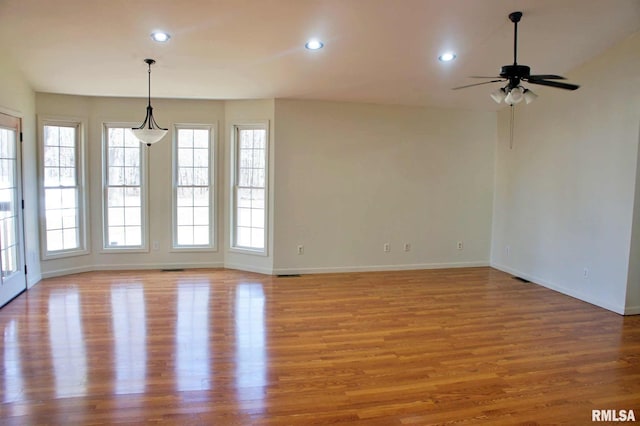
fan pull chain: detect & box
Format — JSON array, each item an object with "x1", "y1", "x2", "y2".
[{"x1": 509, "y1": 105, "x2": 515, "y2": 150}]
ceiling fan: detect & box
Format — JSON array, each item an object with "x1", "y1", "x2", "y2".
[{"x1": 454, "y1": 11, "x2": 580, "y2": 105}]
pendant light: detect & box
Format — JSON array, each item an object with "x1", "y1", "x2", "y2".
[{"x1": 131, "y1": 59, "x2": 167, "y2": 146}]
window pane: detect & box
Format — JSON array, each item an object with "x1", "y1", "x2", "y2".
[
  {"x1": 108, "y1": 188, "x2": 124, "y2": 207},
  {"x1": 177, "y1": 187, "x2": 193, "y2": 206},
  {"x1": 251, "y1": 228, "x2": 264, "y2": 249},
  {"x1": 252, "y1": 189, "x2": 265, "y2": 209},
  {"x1": 109, "y1": 167, "x2": 124, "y2": 185},
  {"x1": 252, "y1": 169, "x2": 265, "y2": 188},
  {"x1": 61, "y1": 209, "x2": 77, "y2": 229},
  {"x1": 178, "y1": 168, "x2": 194, "y2": 186},
  {"x1": 44, "y1": 145, "x2": 60, "y2": 167},
  {"x1": 193, "y1": 188, "x2": 209, "y2": 207},
  {"x1": 177, "y1": 207, "x2": 193, "y2": 226},
  {"x1": 193, "y1": 207, "x2": 209, "y2": 226},
  {"x1": 237, "y1": 208, "x2": 251, "y2": 227},
  {"x1": 193, "y1": 168, "x2": 208, "y2": 186},
  {"x1": 251, "y1": 208, "x2": 264, "y2": 229},
  {"x1": 193, "y1": 226, "x2": 209, "y2": 245},
  {"x1": 108, "y1": 227, "x2": 124, "y2": 246},
  {"x1": 44, "y1": 167, "x2": 60, "y2": 187},
  {"x1": 60, "y1": 147, "x2": 75, "y2": 167},
  {"x1": 108, "y1": 207, "x2": 125, "y2": 227},
  {"x1": 124, "y1": 166, "x2": 140, "y2": 186},
  {"x1": 60, "y1": 167, "x2": 75, "y2": 186},
  {"x1": 125, "y1": 227, "x2": 141, "y2": 246},
  {"x1": 124, "y1": 188, "x2": 141, "y2": 207},
  {"x1": 125, "y1": 207, "x2": 141, "y2": 226},
  {"x1": 237, "y1": 188, "x2": 251, "y2": 208},
  {"x1": 46, "y1": 209, "x2": 62, "y2": 230},
  {"x1": 237, "y1": 227, "x2": 251, "y2": 247},
  {"x1": 193, "y1": 148, "x2": 208, "y2": 167},
  {"x1": 178, "y1": 129, "x2": 193, "y2": 148},
  {"x1": 193, "y1": 130, "x2": 208, "y2": 148},
  {"x1": 63, "y1": 228, "x2": 78, "y2": 249},
  {"x1": 252, "y1": 149, "x2": 265, "y2": 169},
  {"x1": 177, "y1": 226, "x2": 193, "y2": 245},
  {"x1": 109, "y1": 147, "x2": 124, "y2": 166},
  {"x1": 47, "y1": 230, "x2": 63, "y2": 251}
]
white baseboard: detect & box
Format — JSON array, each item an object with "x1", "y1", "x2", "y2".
[
  {"x1": 224, "y1": 262, "x2": 273, "y2": 275},
  {"x1": 40, "y1": 262, "x2": 225, "y2": 279},
  {"x1": 624, "y1": 305, "x2": 640, "y2": 315},
  {"x1": 272, "y1": 261, "x2": 489, "y2": 276},
  {"x1": 491, "y1": 262, "x2": 626, "y2": 315}
]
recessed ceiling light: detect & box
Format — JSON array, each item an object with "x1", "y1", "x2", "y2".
[
  {"x1": 438, "y1": 52, "x2": 456, "y2": 62},
  {"x1": 305, "y1": 39, "x2": 324, "y2": 50},
  {"x1": 151, "y1": 31, "x2": 171, "y2": 43}
]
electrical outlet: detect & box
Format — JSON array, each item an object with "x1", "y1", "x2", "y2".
[
  {"x1": 297, "y1": 245, "x2": 304, "y2": 255},
  {"x1": 404, "y1": 243, "x2": 411, "y2": 252},
  {"x1": 384, "y1": 243, "x2": 390, "y2": 253},
  {"x1": 457, "y1": 241, "x2": 464, "y2": 250},
  {"x1": 152, "y1": 240, "x2": 159, "y2": 250}
]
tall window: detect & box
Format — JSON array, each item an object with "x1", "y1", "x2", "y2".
[
  {"x1": 103, "y1": 125, "x2": 145, "y2": 249},
  {"x1": 173, "y1": 125, "x2": 214, "y2": 249},
  {"x1": 40, "y1": 121, "x2": 86, "y2": 257},
  {"x1": 232, "y1": 124, "x2": 267, "y2": 253}
]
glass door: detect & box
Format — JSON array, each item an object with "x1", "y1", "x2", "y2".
[{"x1": 0, "y1": 112, "x2": 26, "y2": 308}]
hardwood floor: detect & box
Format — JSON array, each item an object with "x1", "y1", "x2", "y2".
[{"x1": 1, "y1": 267, "x2": 638, "y2": 425}]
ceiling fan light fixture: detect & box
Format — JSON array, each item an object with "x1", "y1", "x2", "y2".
[
  {"x1": 490, "y1": 87, "x2": 507, "y2": 103},
  {"x1": 523, "y1": 88, "x2": 538, "y2": 104},
  {"x1": 505, "y1": 86, "x2": 524, "y2": 105},
  {"x1": 131, "y1": 59, "x2": 168, "y2": 146}
]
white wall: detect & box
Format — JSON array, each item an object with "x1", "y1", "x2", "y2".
[
  {"x1": 272, "y1": 99, "x2": 496, "y2": 274},
  {"x1": 491, "y1": 32, "x2": 640, "y2": 314},
  {"x1": 0, "y1": 52, "x2": 41, "y2": 287},
  {"x1": 36, "y1": 94, "x2": 227, "y2": 277}
]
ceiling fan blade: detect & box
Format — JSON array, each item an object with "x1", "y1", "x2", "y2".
[
  {"x1": 452, "y1": 79, "x2": 505, "y2": 90},
  {"x1": 529, "y1": 74, "x2": 566, "y2": 80},
  {"x1": 526, "y1": 79, "x2": 580, "y2": 90},
  {"x1": 469, "y1": 76, "x2": 503, "y2": 79}
]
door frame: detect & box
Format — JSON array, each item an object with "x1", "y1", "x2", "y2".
[{"x1": 0, "y1": 109, "x2": 27, "y2": 307}]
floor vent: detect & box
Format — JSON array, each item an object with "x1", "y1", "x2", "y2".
[
  {"x1": 277, "y1": 274, "x2": 301, "y2": 278},
  {"x1": 513, "y1": 276, "x2": 531, "y2": 283},
  {"x1": 161, "y1": 268, "x2": 185, "y2": 272}
]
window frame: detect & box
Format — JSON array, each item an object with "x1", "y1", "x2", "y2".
[
  {"x1": 38, "y1": 116, "x2": 89, "y2": 260},
  {"x1": 171, "y1": 123, "x2": 217, "y2": 252},
  {"x1": 101, "y1": 122, "x2": 149, "y2": 253},
  {"x1": 230, "y1": 121, "x2": 269, "y2": 256}
]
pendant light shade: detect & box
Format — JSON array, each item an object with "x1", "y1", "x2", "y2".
[
  {"x1": 131, "y1": 59, "x2": 167, "y2": 146},
  {"x1": 523, "y1": 88, "x2": 538, "y2": 104},
  {"x1": 505, "y1": 86, "x2": 524, "y2": 105},
  {"x1": 490, "y1": 87, "x2": 507, "y2": 103}
]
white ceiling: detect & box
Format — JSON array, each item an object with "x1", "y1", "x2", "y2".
[{"x1": 0, "y1": 0, "x2": 638, "y2": 111}]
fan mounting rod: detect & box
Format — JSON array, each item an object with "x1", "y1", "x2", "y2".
[{"x1": 509, "y1": 11, "x2": 523, "y2": 65}]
